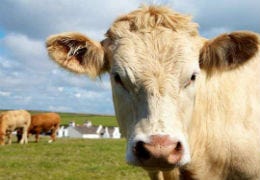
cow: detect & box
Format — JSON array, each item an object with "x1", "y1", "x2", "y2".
[
  {"x1": 45, "y1": 5, "x2": 260, "y2": 180},
  {"x1": 0, "y1": 110, "x2": 31, "y2": 145},
  {"x1": 28, "y1": 113, "x2": 60, "y2": 143}
]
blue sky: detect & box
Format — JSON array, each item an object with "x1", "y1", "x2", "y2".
[
  {"x1": 0, "y1": 30, "x2": 4, "y2": 38},
  {"x1": 0, "y1": 0, "x2": 259, "y2": 114}
]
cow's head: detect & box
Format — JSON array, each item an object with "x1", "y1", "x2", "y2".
[{"x1": 46, "y1": 6, "x2": 259, "y2": 172}]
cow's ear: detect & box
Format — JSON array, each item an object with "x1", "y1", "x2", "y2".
[
  {"x1": 199, "y1": 31, "x2": 259, "y2": 74},
  {"x1": 46, "y1": 32, "x2": 108, "y2": 77}
]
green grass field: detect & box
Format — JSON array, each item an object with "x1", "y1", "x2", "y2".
[
  {"x1": 0, "y1": 138, "x2": 149, "y2": 180},
  {"x1": 0, "y1": 110, "x2": 149, "y2": 179}
]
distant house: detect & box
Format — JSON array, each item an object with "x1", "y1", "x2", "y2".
[
  {"x1": 105, "y1": 127, "x2": 121, "y2": 139},
  {"x1": 57, "y1": 121, "x2": 121, "y2": 139}
]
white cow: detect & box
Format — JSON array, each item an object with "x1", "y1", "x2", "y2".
[
  {"x1": 45, "y1": 5, "x2": 260, "y2": 180},
  {"x1": 0, "y1": 110, "x2": 31, "y2": 145}
]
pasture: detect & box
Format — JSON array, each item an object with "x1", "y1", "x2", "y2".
[
  {"x1": 0, "y1": 111, "x2": 147, "y2": 179},
  {"x1": 0, "y1": 138, "x2": 148, "y2": 180}
]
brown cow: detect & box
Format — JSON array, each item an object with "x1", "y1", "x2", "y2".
[
  {"x1": 0, "y1": 110, "x2": 31, "y2": 145},
  {"x1": 45, "y1": 5, "x2": 260, "y2": 180},
  {"x1": 28, "y1": 113, "x2": 60, "y2": 143}
]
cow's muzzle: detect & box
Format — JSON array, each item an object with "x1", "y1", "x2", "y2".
[{"x1": 133, "y1": 135, "x2": 183, "y2": 170}]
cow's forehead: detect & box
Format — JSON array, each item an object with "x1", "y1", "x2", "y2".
[
  {"x1": 110, "y1": 29, "x2": 195, "y2": 67},
  {"x1": 107, "y1": 29, "x2": 198, "y2": 78},
  {"x1": 106, "y1": 5, "x2": 198, "y2": 40},
  {"x1": 105, "y1": 5, "x2": 199, "y2": 69}
]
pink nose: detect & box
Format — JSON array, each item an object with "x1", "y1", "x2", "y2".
[{"x1": 133, "y1": 135, "x2": 183, "y2": 169}]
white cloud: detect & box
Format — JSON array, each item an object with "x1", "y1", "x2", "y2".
[
  {"x1": 51, "y1": 69, "x2": 59, "y2": 75},
  {"x1": 100, "y1": 80, "x2": 112, "y2": 91},
  {"x1": 75, "y1": 93, "x2": 81, "y2": 98},
  {"x1": 0, "y1": 57, "x2": 12, "y2": 68},
  {"x1": 13, "y1": 96, "x2": 32, "y2": 104},
  {"x1": 2, "y1": 33, "x2": 43, "y2": 56},
  {"x1": 201, "y1": 27, "x2": 232, "y2": 38},
  {"x1": 0, "y1": 91, "x2": 11, "y2": 97},
  {"x1": 48, "y1": 105, "x2": 72, "y2": 112},
  {"x1": 0, "y1": 33, "x2": 52, "y2": 67},
  {"x1": 58, "y1": 87, "x2": 64, "y2": 92}
]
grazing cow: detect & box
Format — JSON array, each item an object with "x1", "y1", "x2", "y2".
[
  {"x1": 45, "y1": 5, "x2": 260, "y2": 180},
  {"x1": 28, "y1": 113, "x2": 60, "y2": 143},
  {"x1": 0, "y1": 110, "x2": 31, "y2": 145}
]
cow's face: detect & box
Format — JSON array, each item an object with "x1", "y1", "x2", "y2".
[
  {"x1": 46, "y1": 6, "x2": 259, "y2": 172},
  {"x1": 104, "y1": 27, "x2": 202, "y2": 169}
]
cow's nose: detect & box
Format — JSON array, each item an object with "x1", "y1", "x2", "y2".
[{"x1": 133, "y1": 135, "x2": 183, "y2": 168}]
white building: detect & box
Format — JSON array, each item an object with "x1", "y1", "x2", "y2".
[{"x1": 57, "y1": 121, "x2": 121, "y2": 139}]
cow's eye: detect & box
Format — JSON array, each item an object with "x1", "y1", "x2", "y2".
[
  {"x1": 114, "y1": 73, "x2": 121, "y2": 83},
  {"x1": 190, "y1": 73, "x2": 197, "y2": 81},
  {"x1": 113, "y1": 73, "x2": 124, "y2": 86},
  {"x1": 184, "y1": 72, "x2": 198, "y2": 88}
]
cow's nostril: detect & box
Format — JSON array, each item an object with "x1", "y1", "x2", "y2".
[
  {"x1": 175, "y1": 141, "x2": 182, "y2": 152},
  {"x1": 133, "y1": 141, "x2": 151, "y2": 160}
]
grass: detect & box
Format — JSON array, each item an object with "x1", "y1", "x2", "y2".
[
  {"x1": 58, "y1": 113, "x2": 117, "y2": 127},
  {"x1": 0, "y1": 138, "x2": 149, "y2": 180}
]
